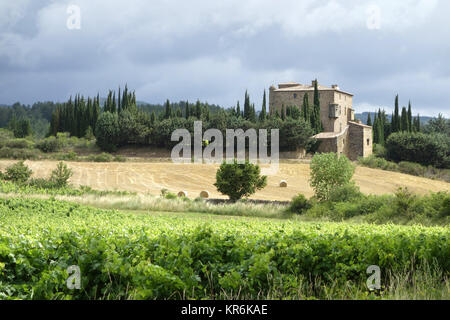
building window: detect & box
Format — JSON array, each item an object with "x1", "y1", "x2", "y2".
[
  {"x1": 367, "y1": 139, "x2": 370, "y2": 146},
  {"x1": 293, "y1": 93, "x2": 297, "y2": 98}
]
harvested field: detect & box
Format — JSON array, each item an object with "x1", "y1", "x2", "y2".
[{"x1": 0, "y1": 160, "x2": 448, "y2": 201}]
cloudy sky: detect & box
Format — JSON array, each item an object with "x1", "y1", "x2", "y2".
[{"x1": 0, "y1": 0, "x2": 449, "y2": 116}]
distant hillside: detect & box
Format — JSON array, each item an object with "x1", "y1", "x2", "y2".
[{"x1": 355, "y1": 112, "x2": 433, "y2": 126}]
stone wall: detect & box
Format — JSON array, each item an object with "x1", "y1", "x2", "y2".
[
  {"x1": 348, "y1": 121, "x2": 372, "y2": 160},
  {"x1": 269, "y1": 87, "x2": 353, "y2": 133}
]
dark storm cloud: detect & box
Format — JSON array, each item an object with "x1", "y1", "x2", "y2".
[{"x1": 0, "y1": 0, "x2": 448, "y2": 116}]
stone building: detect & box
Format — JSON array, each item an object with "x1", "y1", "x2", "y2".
[{"x1": 269, "y1": 81, "x2": 372, "y2": 160}]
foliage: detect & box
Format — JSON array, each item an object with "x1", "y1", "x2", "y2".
[
  {"x1": 386, "y1": 132, "x2": 449, "y2": 168},
  {"x1": 288, "y1": 194, "x2": 311, "y2": 214},
  {"x1": 3, "y1": 161, "x2": 32, "y2": 183},
  {"x1": 310, "y1": 153, "x2": 355, "y2": 201},
  {"x1": 214, "y1": 160, "x2": 267, "y2": 201},
  {"x1": 0, "y1": 197, "x2": 448, "y2": 300},
  {"x1": 95, "y1": 112, "x2": 121, "y2": 152},
  {"x1": 36, "y1": 136, "x2": 64, "y2": 153},
  {"x1": 50, "y1": 162, "x2": 73, "y2": 188}
]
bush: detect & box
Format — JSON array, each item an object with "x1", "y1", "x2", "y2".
[
  {"x1": 372, "y1": 143, "x2": 387, "y2": 158},
  {"x1": 328, "y1": 182, "x2": 363, "y2": 203},
  {"x1": 398, "y1": 161, "x2": 426, "y2": 176},
  {"x1": 28, "y1": 178, "x2": 60, "y2": 189},
  {"x1": 0, "y1": 147, "x2": 41, "y2": 160},
  {"x1": 4, "y1": 161, "x2": 33, "y2": 183},
  {"x1": 36, "y1": 136, "x2": 63, "y2": 153},
  {"x1": 288, "y1": 194, "x2": 311, "y2": 214},
  {"x1": 52, "y1": 151, "x2": 78, "y2": 161},
  {"x1": 310, "y1": 153, "x2": 355, "y2": 201},
  {"x1": 386, "y1": 132, "x2": 449, "y2": 168},
  {"x1": 87, "y1": 152, "x2": 114, "y2": 162},
  {"x1": 50, "y1": 162, "x2": 73, "y2": 188},
  {"x1": 5, "y1": 138, "x2": 34, "y2": 149},
  {"x1": 214, "y1": 160, "x2": 267, "y2": 201}
]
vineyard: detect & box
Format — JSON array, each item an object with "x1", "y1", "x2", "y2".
[{"x1": 0, "y1": 197, "x2": 449, "y2": 300}]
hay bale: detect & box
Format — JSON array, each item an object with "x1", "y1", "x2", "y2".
[
  {"x1": 200, "y1": 190, "x2": 210, "y2": 198},
  {"x1": 177, "y1": 191, "x2": 188, "y2": 197},
  {"x1": 279, "y1": 180, "x2": 288, "y2": 188}
]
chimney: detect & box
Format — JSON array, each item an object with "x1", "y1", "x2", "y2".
[{"x1": 332, "y1": 84, "x2": 339, "y2": 89}]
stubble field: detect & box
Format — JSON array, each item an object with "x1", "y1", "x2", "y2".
[{"x1": 0, "y1": 160, "x2": 448, "y2": 200}]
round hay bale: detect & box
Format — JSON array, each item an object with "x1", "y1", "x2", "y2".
[
  {"x1": 279, "y1": 180, "x2": 288, "y2": 188},
  {"x1": 177, "y1": 191, "x2": 188, "y2": 197},
  {"x1": 200, "y1": 190, "x2": 210, "y2": 198}
]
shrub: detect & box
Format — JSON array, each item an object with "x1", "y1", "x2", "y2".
[
  {"x1": 52, "y1": 151, "x2": 78, "y2": 161},
  {"x1": 328, "y1": 182, "x2": 363, "y2": 203},
  {"x1": 398, "y1": 161, "x2": 426, "y2": 176},
  {"x1": 386, "y1": 132, "x2": 449, "y2": 168},
  {"x1": 4, "y1": 161, "x2": 33, "y2": 183},
  {"x1": 5, "y1": 138, "x2": 34, "y2": 149},
  {"x1": 214, "y1": 160, "x2": 267, "y2": 201},
  {"x1": 288, "y1": 194, "x2": 311, "y2": 214},
  {"x1": 372, "y1": 143, "x2": 387, "y2": 158},
  {"x1": 0, "y1": 147, "x2": 41, "y2": 160},
  {"x1": 36, "y1": 136, "x2": 63, "y2": 153},
  {"x1": 50, "y1": 162, "x2": 73, "y2": 188},
  {"x1": 28, "y1": 178, "x2": 59, "y2": 189},
  {"x1": 87, "y1": 152, "x2": 114, "y2": 162},
  {"x1": 310, "y1": 153, "x2": 355, "y2": 201}
]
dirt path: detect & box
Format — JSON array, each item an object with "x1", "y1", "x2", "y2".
[{"x1": 0, "y1": 160, "x2": 448, "y2": 201}]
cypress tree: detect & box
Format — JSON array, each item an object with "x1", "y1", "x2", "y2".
[
  {"x1": 393, "y1": 95, "x2": 400, "y2": 132},
  {"x1": 185, "y1": 101, "x2": 190, "y2": 119},
  {"x1": 407, "y1": 101, "x2": 412, "y2": 132},
  {"x1": 259, "y1": 90, "x2": 267, "y2": 121},
  {"x1": 302, "y1": 93, "x2": 310, "y2": 123},
  {"x1": 313, "y1": 79, "x2": 322, "y2": 132},
  {"x1": 366, "y1": 112, "x2": 372, "y2": 126},
  {"x1": 236, "y1": 101, "x2": 241, "y2": 118},
  {"x1": 150, "y1": 111, "x2": 156, "y2": 124},
  {"x1": 281, "y1": 105, "x2": 285, "y2": 121},
  {"x1": 118, "y1": 87, "x2": 121, "y2": 113},
  {"x1": 400, "y1": 107, "x2": 408, "y2": 131},
  {"x1": 195, "y1": 100, "x2": 202, "y2": 119},
  {"x1": 165, "y1": 99, "x2": 172, "y2": 119}
]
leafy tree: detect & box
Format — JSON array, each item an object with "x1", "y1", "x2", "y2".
[
  {"x1": 50, "y1": 161, "x2": 73, "y2": 188},
  {"x1": 386, "y1": 131, "x2": 449, "y2": 168},
  {"x1": 309, "y1": 153, "x2": 355, "y2": 201},
  {"x1": 95, "y1": 112, "x2": 120, "y2": 152},
  {"x1": 214, "y1": 160, "x2": 267, "y2": 201}
]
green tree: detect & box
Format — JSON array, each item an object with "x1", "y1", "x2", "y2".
[
  {"x1": 95, "y1": 112, "x2": 120, "y2": 152},
  {"x1": 50, "y1": 161, "x2": 73, "y2": 188},
  {"x1": 214, "y1": 160, "x2": 267, "y2": 201},
  {"x1": 407, "y1": 101, "x2": 412, "y2": 132},
  {"x1": 259, "y1": 90, "x2": 267, "y2": 121},
  {"x1": 309, "y1": 153, "x2": 355, "y2": 201},
  {"x1": 366, "y1": 113, "x2": 372, "y2": 126},
  {"x1": 401, "y1": 107, "x2": 408, "y2": 132}
]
